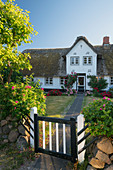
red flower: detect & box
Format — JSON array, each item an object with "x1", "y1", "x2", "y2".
[{"x1": 12, "y1": 86, "x2": 15, "y2": 90}]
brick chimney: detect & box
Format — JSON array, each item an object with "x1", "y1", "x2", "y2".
[{"x1": 103, "y1": 36, "x2": 109, "y2": 45}]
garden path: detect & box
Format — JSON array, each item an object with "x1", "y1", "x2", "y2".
[
  {"x1": 19, "y1": 93, "x2": 84, "y2": 170},
  {"x1": 65, "y1": 93, "x2": 85, "y2": 119}
]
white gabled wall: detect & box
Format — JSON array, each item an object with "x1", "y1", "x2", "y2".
[
  {"x1": 66, "y1": 40, "x2": 97, "y2": 90},
  {"x1": 34, "y1": 77, "x2": 63, "y2": 89},
  {"x1": 103, "y1": 76, "x2": 110, "y2": 90}
]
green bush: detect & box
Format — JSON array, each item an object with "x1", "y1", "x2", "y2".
[
  {"x1": 0, "y1": 77, "x2": 46, "y2": 120},
  {"x1": 47, "y1": 89, "x2": 62, "y2": 96},
  {"x1": 82, "y1": 97, "x2": 113, "y2": 137},
  {"x1": 108, "y1": 88, "x2": 113, "y2": 98},
  {"x1": 88, "y1": 76, "x2": 108, "y2": 95},
  {"x1": 64, "y1": 72, "x2": 77, "y2": 89}
]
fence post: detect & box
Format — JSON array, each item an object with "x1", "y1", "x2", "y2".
[
  {"x1": 70, "y1": 117, "x2": 77, "y2": 163},
  {"x1": 30, "y1": 107, "x2": 37, "y2": 147},
  {"x1": 34, "y1": 113, "x2": 39, "y2": 153},
  {"x1": 77, "y1": 114, "x2": 86, "y2": 163}
]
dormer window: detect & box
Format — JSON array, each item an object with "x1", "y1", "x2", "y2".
[
  {"x1": 70, "y1": 56, "x2": 79, "y2": 65},
  {"x1": 83, "y1": 56, "x2": 92, "y2": 65}
]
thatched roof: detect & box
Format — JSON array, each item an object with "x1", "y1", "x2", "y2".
[
  {"x1": 94, "y1": 45, "x2": 113, "y2": 76},
  {"x1": 22, "y1": 36, "x2": 113, "y2": 77},
  {"x1": 22, "y1": 48, "x2": 69, "y2": 77}
]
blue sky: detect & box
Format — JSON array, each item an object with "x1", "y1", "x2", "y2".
[{"x1": 2, "y1": 0, "x2": 113, "y2": 52}]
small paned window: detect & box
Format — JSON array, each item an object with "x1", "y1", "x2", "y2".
[
  {"x1": 84, "y1": 57, "x2": 87, "y2": 64},
  {"x1": 88, "y1": 57, "x2": 92, "y2": 64},
  {"x1": 83, "y1": 56, "x2": 92, "y2": 65},
  {"x1": 111, "y1": 77, "x2": 113, "y2": 85},
  {"x1": 45, "y1": 77, "x2": 53, "y2": 85},
  {"x1": 60, "y1": 77, "x2": 64, "y2": 85},
  {"x1": 70, "y1": 56, "x2": 79, "y2": 65}
]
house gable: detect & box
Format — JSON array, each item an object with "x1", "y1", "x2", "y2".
[{"x1": 66, "y1": 38, "x2": 97, "y2": 76}]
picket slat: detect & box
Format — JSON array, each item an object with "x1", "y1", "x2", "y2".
[
  {"x1": 63, "y1": 124, "x2": 66, "y2": 154},
  {"x1": 49, "y1": 122, "x2": 52, "y2": 150},
  {"x1": 43, "y1": 121, "x2": 45, "y2": 149},
  {"x1": 56, "y1": 123, "x2": 59, "y2": 152}
]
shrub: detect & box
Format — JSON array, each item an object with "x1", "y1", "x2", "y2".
[
  {"x1": 108, "y1": 88, "x2": 113, "y2": 98},
  {"x1": 82, "y1": 97, "x2": 113, "y2": 137},
  {"x1": 100, "y1": 91, "x2": 112, "y2": 98},
  {"x1": 64, "y1": 72, "x2": 77, "y2": 89},
  {"x1": 66, "y1": 88, "x2": 77, "y2": 96},
  {"x1": 88, "y1": 76, "x2": 108, "y2": 96},
  {"x1": 93, "y1": 88, "x2": 102, "y2": 97},
  {"x1": 47, "y1": 89, "x2": 62, "y2": 96},
  {"x1": 85, "y1": 91, "x2": 92, "y2": 96},
  {"x1": 0, "y1": 77, "x2": 46, "y2": 120}
]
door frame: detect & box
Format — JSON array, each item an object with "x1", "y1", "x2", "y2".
[{"x1": 77, "y1": 75, "x2": 86, "y2": 92}]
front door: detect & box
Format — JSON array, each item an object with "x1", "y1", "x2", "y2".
[{"x1": 77, "y1": 76, "x2": 85, "y2": 92}]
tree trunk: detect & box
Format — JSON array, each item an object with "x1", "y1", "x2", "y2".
[{"x1": 7, "y1": 69, "x2": 13, "y2": 83}]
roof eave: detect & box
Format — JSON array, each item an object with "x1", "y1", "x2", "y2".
[{"x1": 65, "y1": 36, "x2": 98, "y2": 55}]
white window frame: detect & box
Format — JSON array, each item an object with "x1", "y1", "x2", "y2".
[
  {"x1": 83, "y1": 56, "x2": 92, "y2": 65},
  {"x1": 70, "y1": 56, "x2": 79, "y2": 65},
  {"x1": 110, "y1": 77, "x2": 113, "y2": 85},
  {"x1": 45, "y1": 77, "x2": 53, "y2": 85},
  {"x1": 60, "y1": 77, "x2": 64, "y2": 85}
]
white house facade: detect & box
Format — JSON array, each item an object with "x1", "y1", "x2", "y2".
[
  {"x1": 66, "y1": 39, "x2": 97, "y2": 91},
  {"x1": 22, "y1": 36, "x2": 113, "y2": 92}
]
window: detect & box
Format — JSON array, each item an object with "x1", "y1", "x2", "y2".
[
  {"x1": 45, "y1": 77, "x2": 53, "y2": 85},
  {"x1": 83, "y1": 56, "x2": 92, "y2": 65},
  {"x1": 111, "y1": 77, "x2": 113, "y2": 85},
  {"x1": 60, "y1": 77, "x2": 64, "y2": 85},
  {"x1": 70, "y1": 56, "x2": 79, "y2": 65}
]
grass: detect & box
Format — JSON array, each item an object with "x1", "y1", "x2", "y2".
[
  {"x1": 0, "y1": 142, "x2": 37, "y2": 170},
  {"x1": 46, "y1": 95, "x2": 76, "y2": 117},
  {"x1": 81, "y1": 96, "x2": 99, "y2": 110},
  {"x1": 39, "y1": 95, "x2": 76, "y2": 148}
]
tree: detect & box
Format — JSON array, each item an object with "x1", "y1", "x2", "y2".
[
  {"x1": 0, "y1": 0, "x2": 38, "y2": 83},
  {"x1": 0, "y1": 1, "x2": 46, "y2": 120}
]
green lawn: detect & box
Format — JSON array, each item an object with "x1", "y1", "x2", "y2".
[{"x1": 46, "y1": 96, "x2": 76, "y2": 117}]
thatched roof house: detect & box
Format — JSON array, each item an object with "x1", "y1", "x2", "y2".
[{"x1": 22, "y1": 36, "x2": 113, "y2": 91}]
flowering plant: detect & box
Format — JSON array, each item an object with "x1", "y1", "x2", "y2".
[
  {"x1": 0, "y1": 76, "x2": 46, "y2": 120},
  {"x1": 47, "y1": 89, "x2": 62, "y2": 96},
  {"x1": 66, "y1": 88, "x2": 77, "y2": 96},
  {"x1": 108, "y1": 88, "x2": 113, "y2": 98},
  {"x1": 82, "y1": 97, "x2": 113, "y2": 137},
  {"x1": 100, "y1": 91, "x2": 112, "y2": 98},
  {"x1": 85, "y1": 91, "x2": 92, "y2": 96},
  {"x1": 64, "y1": 72, "x2": 77, "y2": 89},
  {"x1": 93, "y1": 87, "x2": 99, "y2": 92},
  {"x1": 88, "y1": 76, "x2": 108, "y2": 97}
]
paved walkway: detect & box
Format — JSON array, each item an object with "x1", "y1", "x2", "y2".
[
  {"x1": 19, "y1": 93, "x2": 84, "y2": 170},
  {"x1": 65, "y1": 93, "x2": 85, "y2": 119}
]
